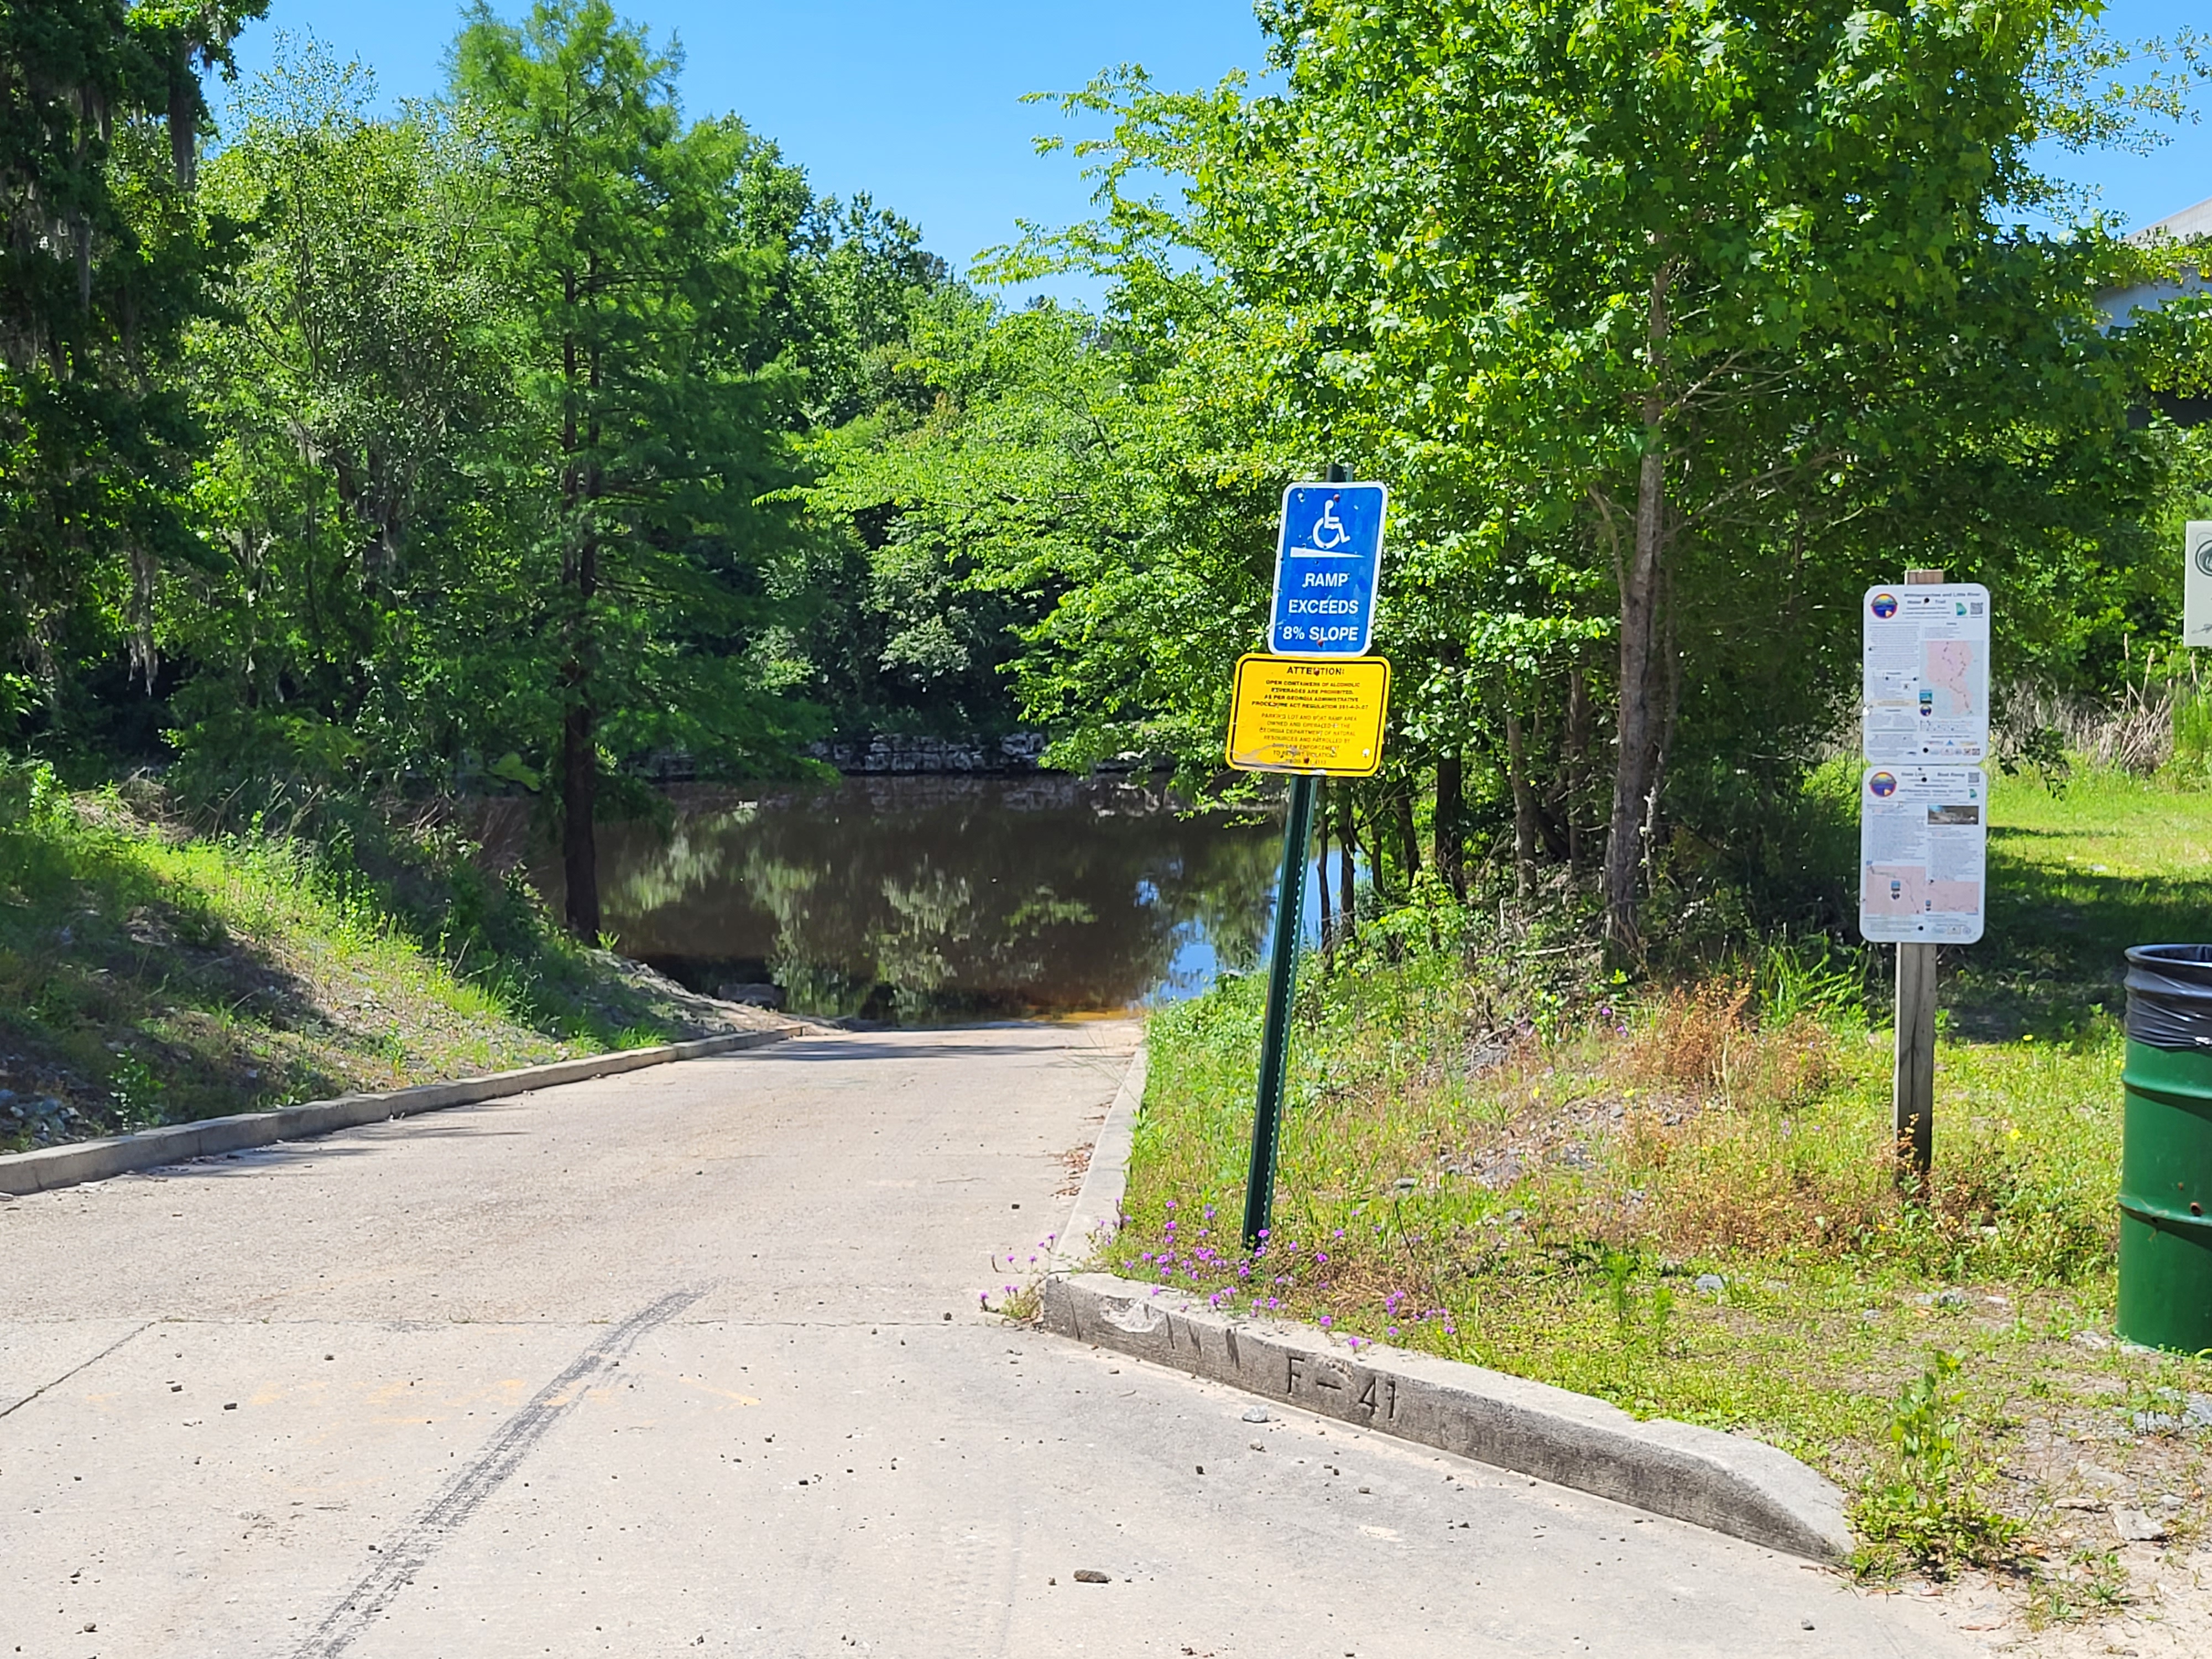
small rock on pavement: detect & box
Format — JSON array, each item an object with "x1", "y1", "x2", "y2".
[
  {"x1": 1073, "y1": 1569, "x2": 1110, "y2": 1584},
  {"x1": 1241, "y1": 1406, "x2": 1270, "y2": 1423},
  {"x1": 2113, "y1": 1509, "x2": 2168, "y2": 1544}
]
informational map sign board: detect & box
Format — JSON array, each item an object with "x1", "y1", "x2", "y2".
[
  {"x1": 1859, "y1": 766, "x2": 1986, "y2": 944},
  {"x1": 1268, "y1": 482, "x2": 1389, "y2": 656},
  {"x1": 2186, "y1": 522, "x2": 2212, "y2": 648},
  {"x1": 1225, "y1": 654, "x2": 1391, "y2": 776},
  {"x1": 1862, "y1": 583, "x2": 1991, "y2": 763}
]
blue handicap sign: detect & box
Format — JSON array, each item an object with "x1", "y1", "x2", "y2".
[{"x1": 1268, "y1": 482, "x2": 1389, "y2": 656}]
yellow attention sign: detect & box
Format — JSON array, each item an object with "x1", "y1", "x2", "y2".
[{"x1": 1225, "y1": 653, "x2": 1391, "y2": 777}]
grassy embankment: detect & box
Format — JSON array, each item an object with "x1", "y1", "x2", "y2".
[
  {"x1": 1119, "y1": 763, "x2": 2211, "y2": 1593},
  {"x1": 0, "y1": 761, "x2": 770, "y2": 1153}
]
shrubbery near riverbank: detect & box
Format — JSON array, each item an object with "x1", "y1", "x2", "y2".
[
  {"x1": 1121, "y1": 766, "x2": 2212, "y2": 1584},
  {"x1": 0, "y1": 761, "x2": 765, "y2": 1152}
]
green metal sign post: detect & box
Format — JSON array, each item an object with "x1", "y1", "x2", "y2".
[
  {"x1": 1235, "y1": 462, "x2": 1392, "y2": 1250},
  {"x1": 1241, "y1": 771, "x2": 1318, "y2": 1249}
]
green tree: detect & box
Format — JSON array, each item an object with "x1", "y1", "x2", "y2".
[
  {"x1": 453, "y1": 0, "x2": 811, "y2": 936},
  {"x1": 1003, "y1": 0, "x2": 2176, "y2": 946},
  {"x1": 800, "y1": 291, "x2": 1145, "y2": 746},
  {"x1": 174, "y1": 41, "x2": 520, "y2": 784},
  {"x1": 0, "y1": 0, "x2": 264, "y2": 737}
]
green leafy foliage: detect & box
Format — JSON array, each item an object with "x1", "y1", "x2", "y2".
[
  {"x1": 1852, "y1": 1351, "x2": 2026, "y2": 1578},
  {"x1": 449, "y1": 0, "x2": 830, "y2": 931},
  {"x1": 7, "y1": 0, "x2": 2212, "y2": 987},
  {"x1": 0, "y1": 0, "x2": 268, "y2": 733},
  {"x1": 1121, "y1": 765, "x2": 2212, "y2": 1575},
  {"x1": 951, "y1": 0, "x2": 2210, "y2": 943},
  {"x1": 0, "y1": 755, "x2": 745, "y2": 1149},
  {"x1": 9, "y1": 4, "x2": 990, "y2": 864}
]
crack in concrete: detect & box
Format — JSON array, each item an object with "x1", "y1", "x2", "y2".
[{"x1": 0, "y1": 1319, "x2": 155, "y2": 1420}]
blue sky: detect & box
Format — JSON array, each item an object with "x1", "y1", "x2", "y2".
[
  {"x1": 221, "y1": 1, "x2": 1274, "y2": 305},
  {"x1": 223, "y1": 1, "x2": 2210, "y2": 305}
]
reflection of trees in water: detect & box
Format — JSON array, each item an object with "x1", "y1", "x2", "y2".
[
  {"x1": 600, "y1": 804, "x2": 760, "y2": 916},
  {"x1": 571, "y1": 776, "x2": 1279, "y2": 1020}
]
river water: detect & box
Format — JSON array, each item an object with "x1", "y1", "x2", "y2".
[{"x1": 492, "y1": 775, "x2": 1300, "y2": 1024}]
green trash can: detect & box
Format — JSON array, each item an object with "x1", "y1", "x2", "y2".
[{"x1": 2118, "y1": 945, "x2": 2212, "y2": 1354}]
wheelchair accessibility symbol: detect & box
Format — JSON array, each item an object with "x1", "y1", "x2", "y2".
[{"x1": 1308, "y1": 494, "x2": 1350, "y2": 552}]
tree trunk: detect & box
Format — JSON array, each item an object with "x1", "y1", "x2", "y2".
[
  {"x1": 556, "y1": 282, "x2": 600, "y2": 940},
  {"x1": 166, "y1": 51, "x2": 199, "y2": 189},
  {"x1": 1564, "y1": 666, "x2": 1591, "y2": 871},
  {"x1": 1640, "y1": 565, "x2": 1683, "y2": 895},
  {"x1": 1434, "y1": 754, "x2": 1466, "y2": 900},
  {"x1": 560, "y1": 509, "x2": 601, "y2": 940},
  {"x1": 1602, "y1": 264, "x2": 1674, "y2": 952},
  {"x1": 1506, "y1": 707, "x2": 1537, "y2": 901},
  {"x1": 1395, "y1": 787, "x2": 1421, "y2": 883},
  {"x1": 561, "y1": 698, "x2": 599, "y2": 939}
]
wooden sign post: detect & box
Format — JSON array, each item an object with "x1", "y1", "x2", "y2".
[
  {"x1": 1895, "y1": 933, "x2": 1938, "y2": 1191},
  {"x1": 1895, "y1": 567, "x2": 1947, "y2": 1193}
]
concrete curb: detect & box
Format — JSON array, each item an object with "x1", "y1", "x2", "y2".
[
  {"x1": 0, "y1": 1027, "x2": 796, "y2": 1197},
  {"x1": 1050, "y1": 1042, "x2": 1144, "y2": 1272},
  {"x1": 1042, "y1": 1272, "x2": 1851, "y2": 1562},
  {"x1": 1034, "y1": 1041, "x2": 1851, "y2": 1562}
]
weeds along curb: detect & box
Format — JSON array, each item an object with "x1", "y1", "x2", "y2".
[
  {"x1": 1051, "y1": 1042, "x2": 1144, "y2": 1274},
  {"x1": 1038, "y1": 1040, "x2": 1850, "y2": 1562},
  {"x1": 0, "y1": 1027, "x2": 796, "y2": 1197}
]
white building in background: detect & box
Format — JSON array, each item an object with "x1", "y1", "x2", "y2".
[
  {"x1": 2101, "y1": 193, "x2": 2210, "y2": 327},
  {"x1": 2139, "y1": 195, "x2": 2212, "y2": 242},
  {"x1": 2097, "y1": 194, "x2": 2210, "y2": 428}
]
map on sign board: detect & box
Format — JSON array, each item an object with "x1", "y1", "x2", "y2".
[
  {"x1": 1225, "y1": 654, "x2": 1390, "y2": 776},
  {"x1": 1268, "y1": 482, "x2": 1389, "y2": 656},
  {"x1": 1862, "y1": 583, "x2": 1990, "y2": 763},
  {"x1": 1858, "y1": 766, "x2": 1986, "y2": 944},
  {"x1": 2186, "y1": 521, "x2": 2212, "y2": 648}
]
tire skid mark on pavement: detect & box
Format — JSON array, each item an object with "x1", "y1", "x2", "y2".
[
  {"x1": 291, "y1": 1287, "x2": 706, "y2": 1658},
  {"x1": 926, "y1": 1514, "x2": 1020, "y2": 1659}
]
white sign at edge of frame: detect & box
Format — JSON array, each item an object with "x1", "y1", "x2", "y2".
[{"x1": 2187, "y1": 521, "x2": 2212, "y2": 648}]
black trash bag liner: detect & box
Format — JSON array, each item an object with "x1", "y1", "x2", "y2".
[{"x1": 2126, "y1": 945, "x2": 2212, "y2": 1050}]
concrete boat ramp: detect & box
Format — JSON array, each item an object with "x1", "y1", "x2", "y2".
[{"x1": 0, "y1": 1023, "x2": 1972, "y2": 1657}]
